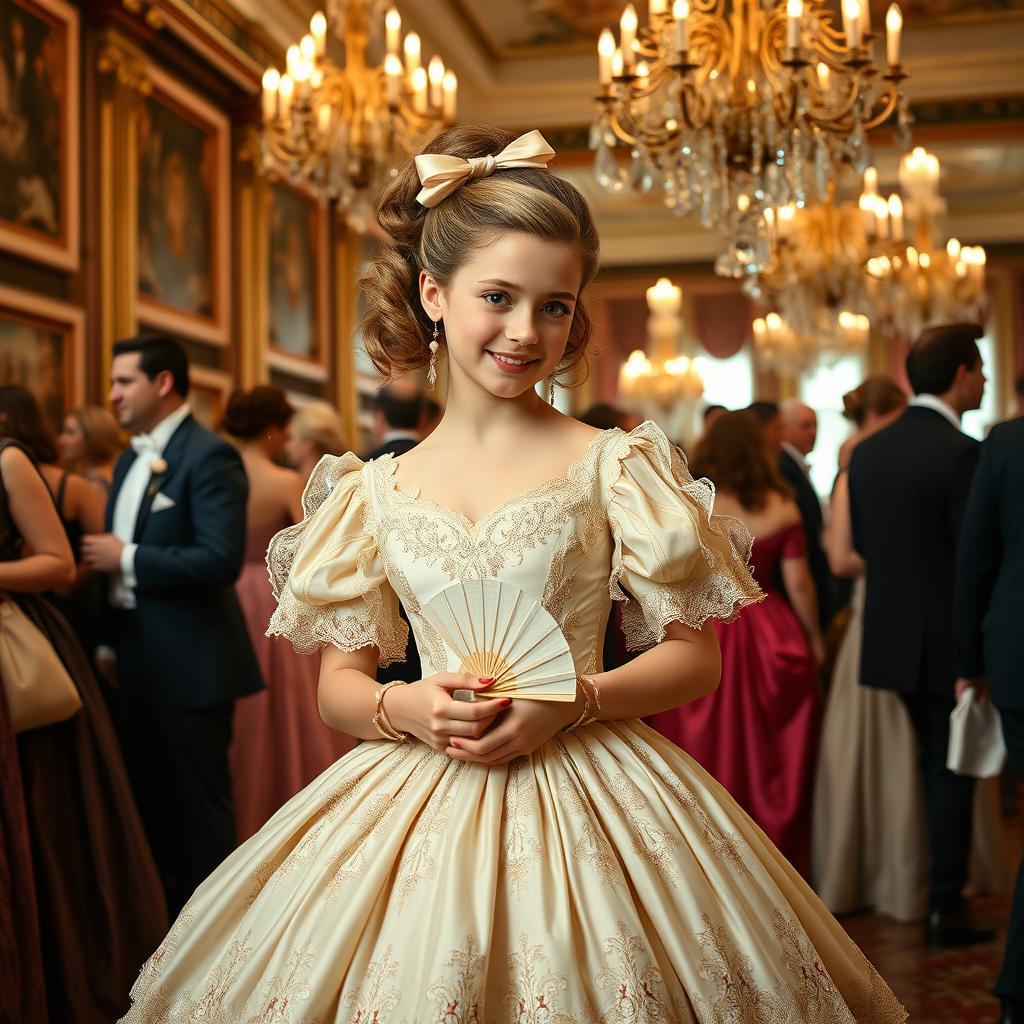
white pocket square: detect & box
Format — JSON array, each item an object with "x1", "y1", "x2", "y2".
[{"x1": 151, "y1": 492, "x2": 176, "y2": 513}]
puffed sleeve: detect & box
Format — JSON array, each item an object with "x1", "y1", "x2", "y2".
[
  {"x1": 607, "y1": 422, "x2": 763, "y2": 651},
  {"x1": 265, "y1": 453, "x2": 409, "y2": 666}
]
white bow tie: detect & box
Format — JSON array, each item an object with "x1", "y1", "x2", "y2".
[{"x1": 131, "y1": 434, "x2": 159, "y2": 456}]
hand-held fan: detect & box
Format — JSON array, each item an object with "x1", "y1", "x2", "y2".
[{"x1": 419, "y1": 579, "x2": 576, "y2": 702}]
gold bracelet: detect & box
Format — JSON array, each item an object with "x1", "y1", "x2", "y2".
[
  {"x1": 372, "y1": 681, "x2": 408, "y2": 742},
  {"x1": 565, "y1": 674, "x2": 599, "y2": 732}
]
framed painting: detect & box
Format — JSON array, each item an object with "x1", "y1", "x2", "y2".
[
  {"x1": 0, "y1": 0, "x2": 79, "y2": 270},
  {"x1": 0, "y1": 283, "x2": 83, "y2": 430},
  {"x1": 265, "y1": 179, "x2": 328, "y2": 381},
  {"x1": 188, "y1": 365, "x2": 232, "y2": 431},
  {"x1": 136, "y1": 63, "x2": 230, "y2": 346}
]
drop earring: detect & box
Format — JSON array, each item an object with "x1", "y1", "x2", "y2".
[
  {"x1": 427, "y1": 321, "x2": 440, "y2": 390},
  {"x1": 547, "y1": 377, "x2": 556, "y2": 405}
]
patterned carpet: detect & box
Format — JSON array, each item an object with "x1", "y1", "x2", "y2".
[{"x1": 842, "y1": 781, "x2": 1021, "y2": 1024}]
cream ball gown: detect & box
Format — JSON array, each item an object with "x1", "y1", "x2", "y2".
[{"x1": 120, "y1": 423, "x2": 906, "y2": 1024}]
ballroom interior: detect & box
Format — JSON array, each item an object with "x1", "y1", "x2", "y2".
[{"x1": 2, "y1": 0, "x2": 1023, "y2": 1021}]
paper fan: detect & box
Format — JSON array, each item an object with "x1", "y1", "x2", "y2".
[{"x1": 420, "y1": 579, "x2": 576, "y2": 702}]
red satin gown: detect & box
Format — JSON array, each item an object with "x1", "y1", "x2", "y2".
[{"x1": 648, "y1": 521, "x2": 821, "y2": 878}]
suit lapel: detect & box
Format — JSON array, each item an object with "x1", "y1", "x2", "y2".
[{"x1": 132, "y1": 415, "x2": 194, "y2": 543}]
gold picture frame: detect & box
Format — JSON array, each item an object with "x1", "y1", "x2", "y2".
[
  {"x1": 0, "y1": 283, "x2": 84, "y2": 429},
  {"x1": 135, "y1": 62, "x2": 230, "y2": 346},
  {"x1": 0, "y1": 0, "x2": 80, "y2": 271},
  {"x1": 265, "y1": 178, "x2": 329, "y2": 382},
  {"x1": 188, "y1": 365, "x2": 233, "y2": 431}
]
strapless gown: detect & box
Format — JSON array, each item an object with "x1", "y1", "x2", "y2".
[
  {"x1": 649, "y1": 521, "x2": 821, "y2": 878},
  {"x1": 230, "y1": 517, "x2": 355, "y2": 841},
  {"x1": 120, "y1": 424, "x2": 905, "y2": 1023}
]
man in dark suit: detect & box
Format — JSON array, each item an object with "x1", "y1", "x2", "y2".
[
  {"x1": 955, "y1": 415, "x2": 1024, "y2": 1023},
  {"x1": 848, "y1": 322, "x2": 991, "y2": 948},
  {"x1": 82, "y1": 335, "x2": 262, "y2": 915},
  {"x1": 363, "y1": 380, "x2": 424, "y2": 461},
  {"x1": 779, "y1": 399, "x2": 834, "y2": 629}
]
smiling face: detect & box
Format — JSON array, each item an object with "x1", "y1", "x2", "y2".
[{"x1": 420, "y1": 231, "x2": 583, "y2": 402}]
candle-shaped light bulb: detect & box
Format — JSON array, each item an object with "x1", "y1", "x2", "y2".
[
  {"x1": 787, "y1": 0, "x2": 803, "y2": 49},
  {"x1": 863, "y1": 165, "x2": 878, "y2": 195},
  {"x1": 843, "y1": 0, "x2": 862, "y2": 47},
  {"x1": 673, "y1": 0, "x2": 689, "y2": 51},
  {"x1": 261, "y1": 67, "x2": 280, "y2": 122},
  {"x1": 946, "y1": 238, "x2": 961, "y2": 261},
  {"x1": 286, "y1": 44, "x2": 301, "y2": 78},
  {"x1": 442, "y1": 69, "x2": 457, "y2": 121},
  {"x1": 300, "y1": 34, "x2": 316, "y2": 62},
  {"x1": 411, "y1": 65, "x2": 428, "y2": 113},
  {"x1": 636, "y1": 60, "x2": 650, "y2": 81},
  {"x1": 620, "y1": 4, "x2": 638, "y2": 67},
  {"x1": 815, "y1": 62, "x2": 831, "y2": 91},
  {"x1": 886, "y1": 4, "x2": 902, "y2": 65},
  {"x1": 385, "y1": 7, "x2": 401, "y2": 56},
  {"x1": 919, "y1": 251, "x2": 931, "y2": 269},
  {"x1": 404, "y1": 32, "x2": 421, "y2": 74},
  {"x1": 766, "y1": 312, "x2": 783, "y2": 331},
  {"x1": 278, "y1": 73, "x2": 294, "y2": 119},
  {"x1": 598, "y1": 28, "x2": 615, "y2": 84},
  {"x1": 384, "y1": 53, "x2": 402, "y2": 102},
  {"x1": 887, "y1": 194, "x2": 904, "y2": 241},
  {"x1": 612, "y1": 47, "x2": 624, "y2": 77},
  {"x1": 859, "y1": 0, "x2": 871, "y2": 38},
  {"x1": 428, "y1": 55, "x2": 445, "y2": 108},
  {"x1": 650, "y1": 0, "x2": 668, "y2": 14},
  {"x1": 310, "y1": 12, "x2": 327, "y2": 57}
]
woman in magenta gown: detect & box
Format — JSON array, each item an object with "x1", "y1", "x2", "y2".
[
  {"x1": 223, "y1": 388, "x2": 355, "y2": 841},
  {"x1": 649, "y1": 410, "x2": 824, "y2": 877}
]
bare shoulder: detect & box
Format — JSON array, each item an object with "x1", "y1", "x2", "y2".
[
  {"x1": 776, "y1": 493, "x2": 803, "y2": 527},
  {"x1": 0, "y1": 443, "x2": 33, "y2": 478}
]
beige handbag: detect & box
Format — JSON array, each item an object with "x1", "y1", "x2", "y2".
[{"x1": 0, "y1": 597, "x2": 82, "y2": 733}]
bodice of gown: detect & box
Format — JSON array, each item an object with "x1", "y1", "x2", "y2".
[
  {"x1": 747, "y1": 522, "x2": 807, "y2": 594},
  {"x1": 267, "y1": 422, "x2": 763, "y2": 677}
]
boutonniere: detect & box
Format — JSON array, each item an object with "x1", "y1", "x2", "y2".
[{"x1": 145, "y1": 458, "x2": 169, "y2": 500}]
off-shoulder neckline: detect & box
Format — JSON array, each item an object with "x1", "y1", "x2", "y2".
[{"x1": 372, "y1": 424, "x2": 640, "y2": 533}]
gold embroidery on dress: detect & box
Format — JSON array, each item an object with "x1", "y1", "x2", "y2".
[
  {"x1": 555, "y1": 753, "x2": 618, "y2": 887},
  {"x1": 394, "y1": 760, "x2": 468, "y2": 910},
  {"x1": 423, "y1": 934, "x2": 486, "y2": 1024},
  {"x1": 843, "y1": 945, "x2": 909, "y2": 1024},
  {"x1": 694, "y1": 915, "x2": 788, "y2": 1024},
  {"x1": 245, "y1": 943, "x2": 316, "y2": 1024},
  {"x1": 343, "y1": 946, "x2": 403, "y2": 1022},
  {"x1": 502, "y1": 759, "x2": 544, "y2": 897},
  {"x1": 771, "y1": 909, "x2": 848, "y2": 1024},
  {"x1": 594, "y1": 921, "x2": 686, "y2": 1023},
  {"x1": 503, "y1": 932, "x2": 578, "y2": 1024}
]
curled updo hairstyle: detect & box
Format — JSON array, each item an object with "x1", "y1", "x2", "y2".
[
  {"x1": 842, "y1": 376, "x2": 906, "y2": 427},
  {"x1": 359, "y1": 124, "x2": 601, "y2": 383},
  {"x1": 691, "y1": 410, "x2": 791, "y2": 512},
  {"x1": 220, "y1": 386, "x2": 294, "y2": 440}
]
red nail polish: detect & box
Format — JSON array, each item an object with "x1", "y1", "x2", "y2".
[
  {"x1": 451, "y1": 739, "x2": 461, "y2": 748},
  {"x1": 479, "y1": 677, "x2": 494, "y2": 684},
  {"x1": 501, "y1": 698, "x2": 512, "y2": 706}
]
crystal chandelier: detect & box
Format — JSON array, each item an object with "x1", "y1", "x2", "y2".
[
  {"x1": 591, "y1": 0, "x2": 910, "y2": 278},
  {"x1": 752, "y1": 307, "x2": 870, "y2": 374},
  {"x1": 862, "y1": 147, "x2": 987, "y2": 338},
  {"x1": 619, "y1": 278, "x2": 705, "y2": 405},
  {"x1": 260, "y1": 1, "x2": 457, "y2": 229}
]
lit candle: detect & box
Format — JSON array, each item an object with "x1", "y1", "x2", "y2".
[
  {"x1": 442, "y1": 69, "x2": 457, "y2": 121},
  {"x1": 293, "y1": 58, "x2": 312, "y2": 99},
  {"x1": 887, "y1": 194, "x2": 904, "y2": 241},
  {"x1": 598, "y1": 28, "x2": 615, "y2": 84},
  {"x1": 787, "y1": 0, "x2": 803, "y2": 50},
  {"x1": 612, "y1": 47, "x2": 624, "y2": 78},
  {"x1": 384, "y1": 53, "x2": 402, "y2": 103},
  {"x1": 278, "y1": 73, "x2": 294, "y2": 120},
  {"x1": 286, "y1": 44, "x2": 301, "y2": 79},
  {"x1": 919, "y1": 251, "x2": 931, "y2": 269},
  {"x1": 886, "y1": 4, "x2": 902, "y2": 65},
  {"x1": 261, "y1": 67, "x2": 280, "y2": 122},
  {"x1": 428, "y1": 55, "x2": 445, "y2": 109},
  {"x1": 620, "y1": 5, "x2": 638, "y2": 68},
  {"x1": 946, "y1": 238, "x2": 961, "y2": 261},
  {"x1": 310, "y1": 12, "x2": 327, "y2": 58},
  {"x1": 300, "y1": 34, "x2": 316, "y2": 63},
  {"x1": 874, "y1": 194, "x2": 889, "y2": 239},
  {"x1": 815, "y1": 62, "x2": 830, "y2": 91},
  {"x1": 649, "y1": 0, "x2": 667, "y2": 15},
  {"x1": 673, "y1": 0, "x2": 689, "y2": 52},
  {"x1": 863, "y1": 165, "x2": 878, "y2": 195},
  {"x1": 859, "y1": 0, "x2": 870, "y2": 39},
  {"x1": 858, "y1": 191, "x2": 875, "y2": 235},
  {"x1": 411, "y1": 65, "x2": 428, "y2": 113},
  {"x1": 385, "y1": 7, "x2": 401, "y2": 57},
  {"x1": 843, "y1": 0, "x2": 862, "y2": 47},
  {"x1": 404, "y1": 32, "x2": 422, "y2": 77},
  {"x1": 763, "y1": 206, "x2": 775, "y2": 240},
  {"x1": 777, "y1": 202, "x2": 796, "y2": 240}
]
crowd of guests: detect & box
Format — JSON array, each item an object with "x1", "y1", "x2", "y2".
[{"x1": 0, "y1": 323, "x2": 1022, "y2": 1021}]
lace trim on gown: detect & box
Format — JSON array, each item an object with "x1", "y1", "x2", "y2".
[
  {"x1": 265, "y1": 453, "x2": 409, "y2": 667},
  {"x1": 607, "y1": 423, "x2": 763, "y2": 651}
]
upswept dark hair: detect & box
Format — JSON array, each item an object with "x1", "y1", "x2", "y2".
[
  {"x1": 220, "y1": 386, "x2": 294, "y2": 440},
  {"x1": 905, "y1": 323, "x2": 982, "y2": 397},
  {"x1": 373, "y1": 384, "x2": 423, "y2": 431},
  {"x1": 112, "y1": 334, "x2": 190, "y2": 397},
  {"x1": 691, "y1": 410, "x2": 791, "y2": 512},
  {"x1": 0, "y1": 385, "x2": 59, "y2": 464},
  {"x1": 358, "y1": 123, "x2": 600, "y2": 384},
  {"x1": 842, "y1": 376, "x2": 907, "y2": 427}
]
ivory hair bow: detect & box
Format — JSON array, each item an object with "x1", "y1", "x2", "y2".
[{"x1": 414, "y1": 130, "x2": 556, "y2": 209}]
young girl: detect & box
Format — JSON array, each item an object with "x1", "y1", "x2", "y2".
[{"x1": 120, "y1": 125, "x2": 905, "y2": 1022}]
